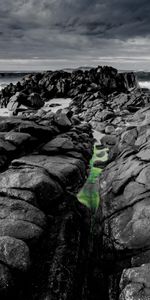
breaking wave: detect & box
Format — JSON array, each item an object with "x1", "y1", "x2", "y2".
[{"x1": 139, "y1": 81, "x2": 150, "y2": 90}]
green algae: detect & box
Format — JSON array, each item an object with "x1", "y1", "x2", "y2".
[{"x1": 78, "y1": 146, "x2": 108, "y2": 210}]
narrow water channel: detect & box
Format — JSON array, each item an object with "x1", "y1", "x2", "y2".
[
  {"x1": 44, "y1": 99, "x2": 109, "y2": 212},
  {"x1": 78, "y1": 133, "x2": 108, "y2": 211}
]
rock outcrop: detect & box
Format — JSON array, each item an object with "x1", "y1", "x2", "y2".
[
  {"x1": 0, "y1": 109, "x2": 93, "y2": 299},
  {"x1": 69, "y1": 84, "x2": 150, "y2": 132},
  {"x1": 1, "y1": 65, "x2": 150, "y2": 300},
  {"x1": 0, "y1": 66, "x2": 138, "y2": 114},
  {"x1": 92, "y1": 97, "x2": 150, "y2": 299}
]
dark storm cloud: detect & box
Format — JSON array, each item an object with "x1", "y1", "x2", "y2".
[{"x1": 0, "y1": 0, "x2": 150, "y2": 69}]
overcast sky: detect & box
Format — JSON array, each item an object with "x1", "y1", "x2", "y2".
[{"x1": 0, "y1": 0, "x2": 150, "y2": 71}]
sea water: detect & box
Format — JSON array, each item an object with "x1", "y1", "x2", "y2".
[
  {"x1": 0, "y1": 73, "x2": 24, "y2": 90},
  {"x1": 0, "y1": 73, "x2": 27, "y2": 91}
]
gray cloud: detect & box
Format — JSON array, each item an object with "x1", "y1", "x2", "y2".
[{"x1": 0, "y1": 0, "x2": 150, "y2": 70}]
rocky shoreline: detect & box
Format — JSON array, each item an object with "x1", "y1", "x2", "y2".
[
  {"x1": 0, "y1": 65, "x2": 150, "y2": 299},
  {"x1": 95, "y1": 105, "x2": 150, "y2": 300},
  {"x1": 0, "y1": 110, "x2": 93, "y2": 299}
]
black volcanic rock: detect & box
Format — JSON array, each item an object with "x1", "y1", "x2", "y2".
[
  {"x1": 7, "y1": 92, "x2": 44, "y2": 113},
  {"x1": 91, "y1": 105, "x2": 150, "y2": 300},
  {"x1": 0, "y1": 65, "x2": 149, "y2": 300},
  {"x1": 0, "y1": 110, "x2": 93, "y2": 299},
  {"x1": 7, "y1": 92, "x2": 27, "y2": 111},
  {"x1": 26, "y1": 92, "x2": 44, "y2": 108},
  {"x1": 41, "y1": 137, "x2": 75, "y2": 154},
  {"x1": 53, "y1": 111, "x2": 72, "y2": 129},
  {"x1": 0, "y1": 66, "x2": 138, "y2": 111}
]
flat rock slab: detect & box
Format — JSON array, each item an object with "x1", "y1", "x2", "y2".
[
  {"x1": 0, "y1": 188, "x2": 37, "y2": 205},
  {"x1": 0, "y1": 219, "x2": 43, "y2": 241},
  {"x1": 12, "y1": 155, "x2": 86, "y2": 191},
  {"x1": 41, "y1": 137, "x2": 74, "y2": 153},
  {"x1": 0, "y1": 197, "x2": 46, "y2": 229},
  {"x1": 0, "y1": 166, "x2": 63, "y2": 210},
  {"x1": 16, "y1": 123, "x2": 54, "y2": 139},
  {"x1": 5, "y1": 132, "x2": 31, "y2": 146}
]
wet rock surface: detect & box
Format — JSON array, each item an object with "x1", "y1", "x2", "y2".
[
  {"x1": 0, "y1": 109, "x2": 93, "y2": 299},
  {"x1": 92, "y1": 94, "x2": 150, "y2": 299},
  {"x1": 1, "y1": 65, "x2": 150, "y2": 300},
  {"x1": 0, "y1": 66, "x2": 137, "y2": 114}
]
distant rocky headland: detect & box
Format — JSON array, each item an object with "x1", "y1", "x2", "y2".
[{"x1": 0, "y1": 66, "x2": 150, "y2": 300}]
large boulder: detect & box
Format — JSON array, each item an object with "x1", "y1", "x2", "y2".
[
  {"x1": 53, "y1": 112, "x2": 72, "y2": 129},
  {"x1": 0, "y1": 166, "x2": 63, "y2": 211},
  {"x1": 12, "y1": 154, "x2": 86, "y2": 193},
  {"x1": 41, "y1": 137, "x2": 75, "y2": 154},
  {"x1": 26, "y1": 93, "x2": 44, "y2": 108},
  {"x1": 4, "y1": 132, "x2": 31, "y2": 146},
  {"x1": 7, "y1": 92, "x2": 27, "y2": 112}
]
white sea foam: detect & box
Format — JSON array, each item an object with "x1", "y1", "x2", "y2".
[
  {"x1": 139, "y1": 81, "x2": 150, "y2": 89},
  {"x1": 0, "y1": 108, "x2": 12, "y2": 116},
  {"x1": 44, "y1": 98, "x2": 72, "y2": 113}
]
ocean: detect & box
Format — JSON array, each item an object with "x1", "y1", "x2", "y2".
[
  {"x1": 0, "y1": 72, "x2": 28, "y2": 91},
  {"x1": 139, "y1": 81, "x2": 150, "y2": 89}
]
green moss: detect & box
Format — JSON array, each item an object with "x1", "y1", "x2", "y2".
[
  {"x1": 88, "y1": 167, "x2": 102, "y2": 184},
  {"x1": 78, "y1": 189, "x2": 100, "y2": 210},
  {"x1": 78, "y1": 146, "x2": 108, "y2": 210}
]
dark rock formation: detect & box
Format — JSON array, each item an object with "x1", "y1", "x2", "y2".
[
  {"x1": 0, "y1": 66, "x2": 138, "y2": 114},
  {"x1": 91, "y1": 102, "x2": 150, "y2": 300},
  {"x1": 1, "y1": 65, "x2": 150, "y2": 300},
  {"x1": 69, "y1": 87, "x2": 150, "y2": 131},
  {"x1": 0, "y1": 110, "x2": 93, "y2": 299}
]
